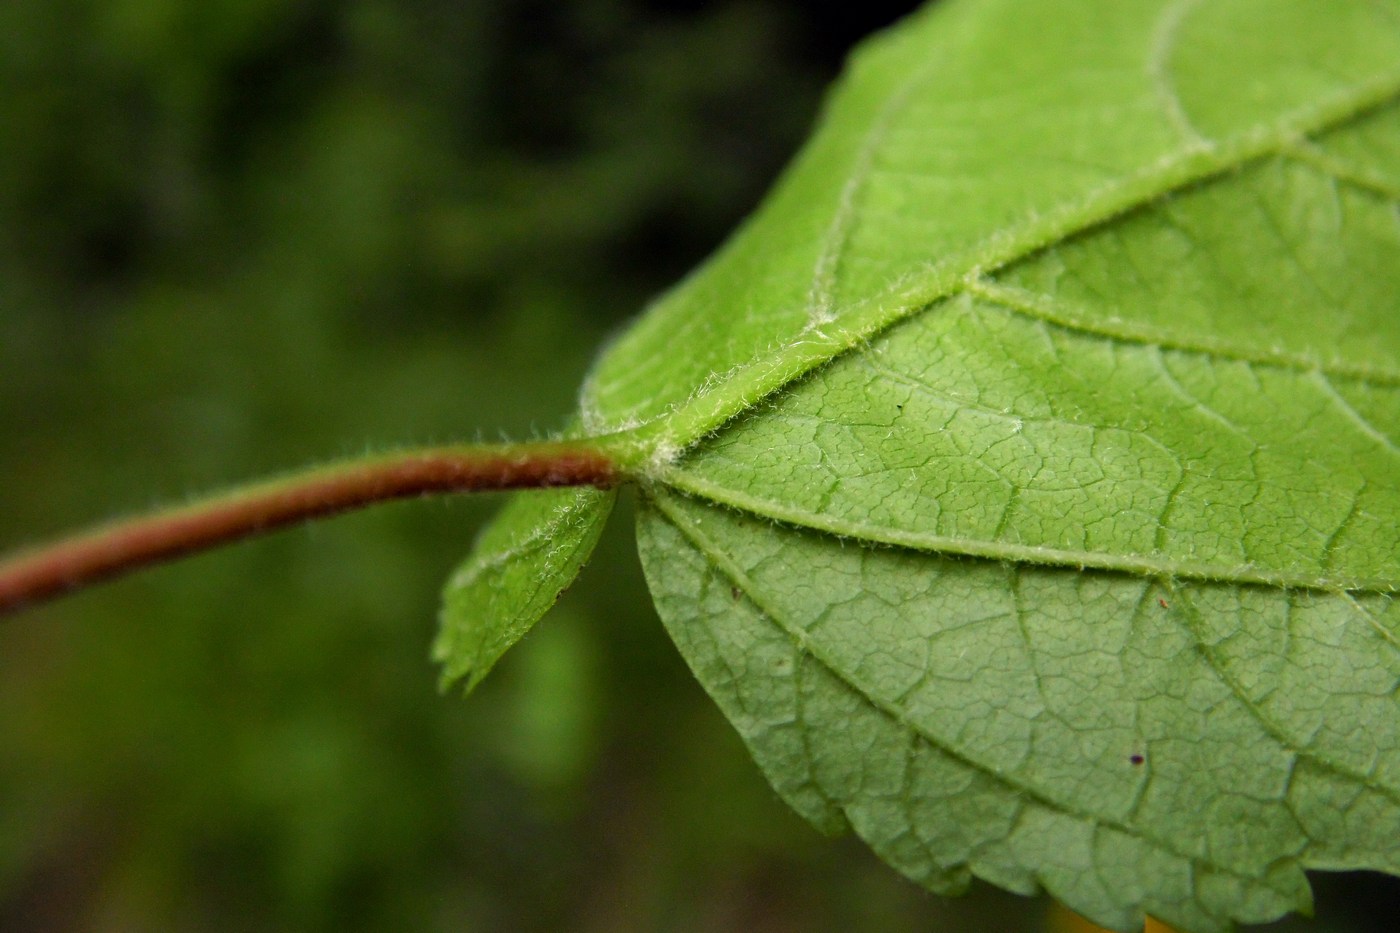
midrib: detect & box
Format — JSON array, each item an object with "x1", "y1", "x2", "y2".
[{"x1": 613, "y1": 69, "x2": 1400, "y2": 469}]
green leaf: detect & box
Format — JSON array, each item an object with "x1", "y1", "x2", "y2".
[
  {"x1": 442, "y1": 0, "x2": 1400, "y2": 928},
  {"x1": 639, "y1": 492, "x2": 1400, "y2": 932},
  {"x1": 435, "y1": 486, "x2": 614, "y2": 693}
]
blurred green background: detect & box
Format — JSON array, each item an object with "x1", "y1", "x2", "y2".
[{"x1": 0, "y1": 2, "x2": 1394, "y2": 930}]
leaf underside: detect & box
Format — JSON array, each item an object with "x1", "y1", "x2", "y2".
[
  {"x1": 436, "y1": 486, "x2": 615, "y2": 693},
  {"x1": 443, "y1": 0, "x2": 1400, "y2": 929}
]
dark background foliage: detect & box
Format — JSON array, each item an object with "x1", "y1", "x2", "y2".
[{"x1": 0, "y1": 2, "x2": 1393, "y2": 930}]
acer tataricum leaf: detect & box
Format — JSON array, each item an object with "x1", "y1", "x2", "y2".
[{"x1": 438, "y1": 1, "x2": 1400, "y2": 929}]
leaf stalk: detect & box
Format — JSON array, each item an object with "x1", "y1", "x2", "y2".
[{"x1": 0, "y1": 440, "x2": 619, "y2": 615}]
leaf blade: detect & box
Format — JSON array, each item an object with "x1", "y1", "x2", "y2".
[
  {"x1": 435, "y1": 486, "x2": 615, "y2": 693},
  {"x1": 592, "y1": 1, "x2": 1400, "y2": 929},
  {"x1": 584, "y1": 0, "x2": 1400, "y2": 450},
  {"x1": 641, "y1": 490, "x2": 1400, "y2": 932}
]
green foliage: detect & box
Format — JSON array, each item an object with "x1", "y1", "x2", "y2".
[
  {"x1": 437, "y1": 486, "x2": 616, "y2": 693},
  {"x1": 6, "y1": 0, "x2": 1400, "y2": 930},
  {"x1": 447, "y1": 1, "x2": 1400, "y2": 929},
  {"x1": 7, "y1": 2, "x2": 991, "y2": 931}
]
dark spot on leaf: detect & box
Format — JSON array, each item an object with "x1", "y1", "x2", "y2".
[
  {"x1": 1157, "y1": 598, "x2": 1169, "y2": 609},
  {"x1": 1130, "y1": 754, "x2": 1145, "y2": 766},
  {"x1": 731, "y1": 585, "x2": 742, "y2": 600}
]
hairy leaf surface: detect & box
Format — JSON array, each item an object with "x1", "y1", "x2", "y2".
[
  {"x1": 442, "y1": 0, "x2": 1400, "y2": 928},
  {"x1": 436, "y1": 486, "x2": 614, "y2": 693}
]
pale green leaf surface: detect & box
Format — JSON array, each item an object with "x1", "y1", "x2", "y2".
[
  {"x1": 640, "y1": 492, "x2": 1400, "y2": 932},
  {"x1": 662, "y1": 154, "x2": 1400, "y2": 583},
  {"x1": 1309, "y1": 105, "x2": 1400, "y2": 196},
  {"x1": 570, "y1": 1, "x2": 1400, "y2": 930},
  {"x1": 581, "y1": 0, "x2": 1400, "y2": 446},
  {"x1": 435, "y1": 486, "x2": 614, "y2": 693}
]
